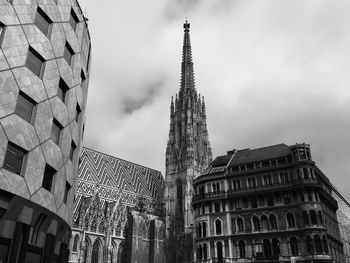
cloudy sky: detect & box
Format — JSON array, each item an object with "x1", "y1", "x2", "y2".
[{"x1": 78, "y1": 0, "x2": 350, "y2": 199}]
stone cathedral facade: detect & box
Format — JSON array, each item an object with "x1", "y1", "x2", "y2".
[
  {"x1": 165, "y1": 21, "x2": 213, "y2": 263},
  {"x1": 69, "y1": 147, "x2": 165, "y2": 263}
]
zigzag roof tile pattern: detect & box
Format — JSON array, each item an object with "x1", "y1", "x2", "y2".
[{"x1": 73, "y1": 147, "x2": 164, "y2": 221}]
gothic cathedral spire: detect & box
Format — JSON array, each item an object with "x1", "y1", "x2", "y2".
[{"x1": 165, "y1": 20, "x2": 212, "y2": 263}]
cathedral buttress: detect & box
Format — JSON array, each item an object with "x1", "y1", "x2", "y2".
[{"x1": 165, "y1": 21, "x2": 212, "y2": 263}]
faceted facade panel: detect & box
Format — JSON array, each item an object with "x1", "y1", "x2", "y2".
[{"x1": 0, "y1": 0, "x2": 91, "y2": 261}]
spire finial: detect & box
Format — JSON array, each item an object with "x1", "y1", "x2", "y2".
[{"x1": 184, "y1": 18, "x2": 190, "y2": 30}]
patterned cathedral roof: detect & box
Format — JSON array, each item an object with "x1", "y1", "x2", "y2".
[{"x1": 73, "y1": 147, "x2": 164, "y2": 221}]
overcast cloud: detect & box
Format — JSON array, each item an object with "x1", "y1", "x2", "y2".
[{"x1": 79, "y1": 0, "x2": 350, "y2": 199}]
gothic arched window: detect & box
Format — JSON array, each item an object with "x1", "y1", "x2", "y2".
[
  {"x1": 72, "y1": 235, "x2": 79, "y2": 252},
  {"x1": 91, "y1": 239, "x2": 101, "y2": 263}
]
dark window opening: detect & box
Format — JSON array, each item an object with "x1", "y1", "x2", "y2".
[
  {"x1": 51, "y1": 118, "x2": 62, "y2": 144},
  {"x1": 3, "y1": 142, "x2": 26, "y2": 175},
  {"x1": 69, "y1": 8, "x2": 79, "y2": 31},
  {"x1": 58, "y1": 78, "x2": 69, "y2": 103},
  {"x1": 34, "y1": 7, "x2": 52, "y2": 37},
  {"x1": 63, "y1": 182, "x2": 71, "y2": 204},
  {"x1": 76, "y1": 104, "x2": 81, "y2": 122},
  {"x1": 26, "y1": 46, "x2": 45, "y2": 78},
  {"x1": 64, "y1": 42, "x2": 74, "y2": 65},
  {"x1": 42, "y1": 164, "x2": 56, "y2": 192},
  {"x1": 15, "y1": 91, "x2": 36, "y2": 123},
  {"x1": 70, "y1": 141, "x2": 76, "y2": 161}
]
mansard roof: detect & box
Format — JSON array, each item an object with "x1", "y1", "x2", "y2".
[
  {"x1": 211, "y1": 154, "x2": 233, "y2": 168},
  {"x1": 228, "y1": 143, "x2": 291, "y2": 167}
]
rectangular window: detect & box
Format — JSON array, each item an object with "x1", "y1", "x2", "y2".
[
  {"x1": 34, "y1": 7, "x2": 52, "y2": 37},
  {"x1": 64, "y1": 42, "x2": 74, "y2": 65},
  {"x1": 214, "y1": 202, "x2": 221, "y2": 213},
  {"x1": 63, "y1": 182, "x2": 71, "y2": 204},
  {"x1": 75, "y1": 104, "x2": 81, "y2": 122},
  {"x1": 69, "y1": 8, "x2": 79, "y2": 31},
  {"x1": 57, "y1": 78, "x2": 69, "y2": 103},
  {"x1": 15, "y1": 92, "x2": 36, "y2": 123},
  {"x1": 70, "y1": 141, "x2": 76, "y2": 161},
  {"x1": 26, "y1": 47, "x2": 45, "y2": 78},
  {"x1": 42, "y1": 164, "x2": 56, "y2": 192},
  {"x1": 3, "y1": 142, "x2": 26, "y2": 175},
  {"x1": 51, "y1": 119, "x2": 62, "y2": 144},
  {"x1": 235, "y1": 199, "x2": 242, "y2": 210}
]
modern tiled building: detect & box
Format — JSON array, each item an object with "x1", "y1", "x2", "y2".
[
  {"x1": 193, "y1": 143, "x2": 344, "y2": 263},
  {"x1": 69, "y1": 147, "x2": 165, "y2": 263},
  {"x1": 0, "y1": 0, "x2": 91, "y2": 262}
]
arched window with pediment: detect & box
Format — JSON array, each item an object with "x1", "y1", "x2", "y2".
[
  {"x1": 253, "y1": 216, "x2": 260, "y2": 231},
  {"x1": 239, "y1": 240, "x2": 246, "y2": 258},
  {"x1": 270, "y1": 214, "x2": 277, "y2": 230},
  {"x1": 237, "y1": 217, "x2": 244, "y2": 232},
  {"x1": 215, "y1": 219, "x2": 222, "y2": 235},
  {"x1": 261, "y1": 215, "x2": 269, "y2": 231},
  {"x1": 202, "y1": 222, "x2": 207, "y2": 237},
  {"x1": 197, "y1": 223, "x2": 202, "y2": 238}
]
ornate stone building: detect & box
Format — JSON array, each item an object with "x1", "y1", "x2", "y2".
[
  {"x1": 332, "y1": 188, "x2": 350, "y2": 263},
  {"x1": 0, "y1": 0, "x2": 91, "y2": 262},
  {"x1": 193, "y1": 143, "x2": 344, "y2": 263},
  {"x1": 69, "y1": 147, "x2": 165, "y2": 263},
  {"x1": 165, "y1": 21, "x2": 212, "y2": 263}
]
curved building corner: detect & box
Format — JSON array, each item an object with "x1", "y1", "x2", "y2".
[{"x1": 0, "y1": 0, "x2": 91, "y2": 261}]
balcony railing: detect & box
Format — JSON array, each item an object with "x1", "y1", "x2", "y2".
[{"x1": 193, "y1": 178, "x2": 319, "y2": 203}]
